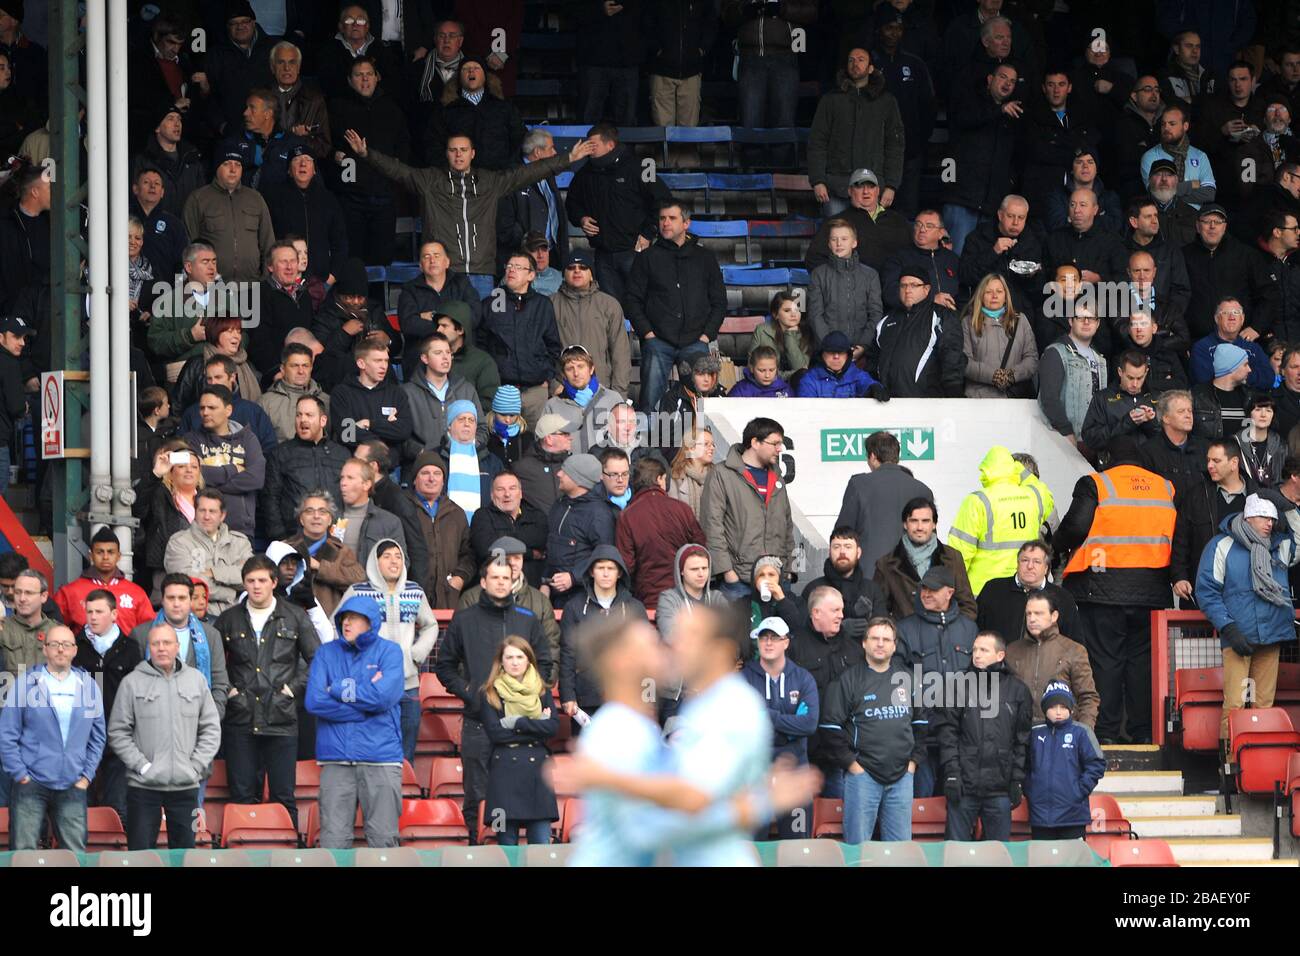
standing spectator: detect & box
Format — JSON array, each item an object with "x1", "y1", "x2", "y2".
[
  {"x1": 250, "y1": 241, "x2": 315, "y2": 377},
  {"x1": 939, "y1": 2, "x2": 1036, "y2": 99},
  {"x1": 335, "y1": 458, "x2": 406, "y2": 566},
  {"x1": 1139, "y1": 389, "x2": 1211, "y2": 506},
  {"x1": 1257, "y1": 210, "x2": 1300, "y2": 345},
  {"x1": 406, "y1": 452, "x2": 476, "y2": 609},
  {"x1": 0, "y1": 568, "x2": 54, "y2": 686},
  {"x1": 804, "y1": 527, "x2": 888, "y2": 639},
  {"x1": 1005, "y1": 592, "x2": 1099, "y2": 726},
  {"x1": 181, "y1": 140, "x2": 275, "y2": 283},
  {"x1": 1197, "y1": 492, "x2": 1300, "y2": 743},
  {"x1": 216, "y1": 555, "x2": 320, "y2": 829},
  {"x1": 130, "y1": 574, "x2": 229, "y2": 719},
  {"x1": 543, "y1": 453, "x2": 618, "y2": 602},
  {"x1": 1039, "y1": 307, "x2": 1107, "y2": 449},
  {"x1": 741, "y1": 617, "x2": 819, "y2": 839},
  {"x1": 521, "y1": 232, "x2": 560, "y2": 296},
  {"x1": 236, "y1": 89, "x2": 309, "y2": 194},
  {"x1": 1139, "y1": 104, "x2": 1216, "y2": 208},
  {"x1": 1239, "y1": 397, "x2": 1286, "y2": 488},
  {"x1": 497, "y1": 131, "x2": 568, "y2": 271},
  {"x1": 575, "y1": 0, "x2": 645, "y2": 127},
  {"x1": 565, "y1": 124, "x2": 672, "y2": 304},
  {"x1": 1153, "y1": 28, "x2": 1222, "y2": 105},
  {"x1": 311, "y1": 260, "x2": 394, "y2": 362},
  {"x1": 198, "y1": 3, "x2": 277, "y2": 138},
  {"x1": 436, "y1": 557, "x2": 552, "y2": 833},
  {"x1": 329, "y1": 337, "x2": 414, "y2": 452},
  {"x1": 455, "y1": 538, "x2": 561, "y2": 684},
  {"x1": 1081, "y1": 350, "x2": 1162, "y2": 455},
  {"x1": 873, "y1": 496, "x2": 978, "y2": 621},
  {"x1": 261, "y1": 395, "x2": 349, "y2": 540},
  {"x1": 264, "y1": 151, "x2": 349, "y2": 287},
  {"x1": 327, "y1": 56, "x2": 411, "y2": 268},
  {"x1": 1238, "y1": 161, "x2": 1300, "y2": 248},
  {"x1": 185, "y1": 385, "x2": 266, "y2": 538},
  {"x1": 128, "y1": 167, "x2": 189, "y2": 303},
  {"x1": 667, "y1": 424, "x2": 716, "y2": 519},
  {"x1": 436, "y1": 402, "x2": 501, "y2": 524},
  {"x1": 108, "y1": 625, "x2": 220, "y2": 851},
  {"x1": 866, "y1": 268, "x2": 966, "y2": 398},
  {"x1": 700, "y1": 418, "x2": 793, "y2": 600},
  {"x1": 880, "y1": 212, "x2": 962, "y2": 310},
  {"x1": 306, "y1": 595, "x2": 405, "y2": 847},
  {"x1": 1022, "y1": 74, "x2": 1104, "y2": 214},
  {"x1": 616, "y1": 456, "x2": 706, "y2": 611},
  {"x1": 481, "y1": 252, "x2": 562, "y2": 424},
  {"x1": 431, "y1": 302, "x2": 498, "y2": 410},
  {"x1": 259, "y1": 345, "x2": 332, "y2": 445},
  {"x1": 654, "y1": 544, "x2": 729, "y2": 656},
  {"x1": 0, "y1": 165, "x2": 50, "y2": 313},
  {"x1": 1275, "y1": 346, "x2": 1300, "y2": 439},
  {"x1": 53, "y1": 528, "x2": 154, "y2": 635},
  {"x1": 821, "y1": 617, "x2": 926, "y2": 842},
  {"x1": 159, "y1": 483, "x2": 251, "y2": 617},
  {"x1": 1042, "y1": 189, "x2": 1130, "y2": 284},
  {"x1": 624, "y1": 200, "x2": 727, "y2": 412},
  {"x1": 976, "y1": 540, "x2": 1082, "y2": 644},
  {"x1": 808, "y1": 47, "x2": 905, "y2": 216},
  {"x1": 283, "y1": 490, "x2": 366, "y2": 616},
  {"x1": 1171, "y1": 437, "x2": 1252, "y2": 606},
  {"x1": 1055, "y1": 438, "x2": 1175, "y2": 743},
  {"x1": 1024, "y1": 680, "x2": 1107, "y2": 840},
  {"x1": 786, "y1": 587, "x2": 860, "y2": 793},
  {"x1": 960, "y1": 273, "x2": 1038, "y2": 399},
  {"x1": 804, "y1": 170, "x2": 911, "y2": 272},
  {"x1": 176, "y1": 355, "x2": 277, "y2": 455},
  {"x1": 397, "y1": 241, "x2": 483, "y2": 378},
  {"x1": 430, "y1": 56, "x2": 526, "y2": 173},
  {"x1": 723, "y1": 0, "x2": 817, "y2": 165},
  {"x1": 549, "y1": 250, "x2": 631, "y2": 398},
  {"x1": 0, "y1": 1, "x2": 45, "y2": 105},
  {"x1": 269, "y1": 41, "x2": 331, "y2": 159},
  {"x1": 0, "y1": 625, "x2": 105, "y2": 854},
  {"x1": 1123, "y1": 211, "x2": 1192, "y2": 351},
  {"x1": 835, "y1": 430, "x2": 934, "y2": 572},
  {"x1": 131, "y1": 108, "x2": 207, "y2": 219},
  {"x1": 871, "y1": 11, "x2": 936, "y2": 219},
  {"x1": 807, "y1": 219, "x2": 884, "y2": 350},
  {"x1": 400, "y1": 332, "x2": 485, "y2": 473},
  {"x1": 958, "y1": 196, "x2": 1043, "y2": 324},
  {"x1": 315, "y1": 4, "x2": 403, "y2": 101},
  {"x1": 646, "y1": 0, "x2": 718, "y2": 168},
  {"x1": 1115, "y1": 75, "x2": 1165, "y2": 202},
  {"x1": 1195, "y1": 61, "x2": 1273, "y2": 211},
  {"x1": 1190, "y1": 342, "x2": 1257, "y2": 442},
  {"x1": 1042, "y1": 148, "x2": 1124, "y2": 235},
  {"x1": 515, "y1": 414, "x2": 574, "y2": 514},
  {"x1": 935, "y1": 630, "x2": 1031, "y2": 841},
  {"x1": 415, "y1": 18, "x2": 464, "y2": 103}
]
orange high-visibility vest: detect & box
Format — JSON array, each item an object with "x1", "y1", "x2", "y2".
[{"x1": 1062, "y1": 465, "x2": 1176, "y2": 576}]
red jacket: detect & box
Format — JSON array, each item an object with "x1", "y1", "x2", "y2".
[
  {"x1": 53, "y1": 572, "x2": 156, "y2": 634},
  {"x1": 615, "y1": 487, "x2": 707, "y2": 610}
]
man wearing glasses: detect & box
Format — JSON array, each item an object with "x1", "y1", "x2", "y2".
[
  {"x1": 976, "y1": 540, "x2": 1081, "y2": 649},
  {"x1": 317, "y1": 4, "x2": 402, "y2": 101},
  {"x1": 880, "y1": 210, "x2": 960, "y2": 310},
  {"x1": 196, "y1": 3, "x2": 277, "y2": 137},
  {"x1": 1115, "y1": 76, "x2": 1164, "y2": 201},
  {"x1": 866, "y1": 265, "x2": 967, "y2": 399},
  {"x1": 1189, "y1": 293, "x2": 1275, "y2": 392}
]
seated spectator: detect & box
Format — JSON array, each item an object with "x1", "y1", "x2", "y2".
[
  {"x1": 355, "y1": 439, "x2": 430, "y2": 580},
  {"x1": 269, "y1": 41, "x2": 330, "y2": 160},
  {"x1": 615, "y1": 456, "x2": 706, "y2": 611},
  {"x1": 1185, "y1": 203, "x2": 1264, "y2": 343},
  {"x1": 976, "y1": 539, "x2": 1082, "y2": 644},
  {"x1": 162, "y1": 489, "x2": 253, "y2": 616},
  {"x1": 957, "y1": 194, "x2": 1043, "y2": 321},
  {"x1": 543, "y1": 344, "x2": 624, "y2": 454},
  {"x1": 481, "y1": 251, "x2": 562, "y2": 424},
  {"x1": 181, "y1": 139, "x2": 274, "y2": 283},
  {"x1": 263, "y1": 149, "x2": 347, "y2": 287},
  {"x1": 1171, "y1": 437, "x2": 1253, "y2": 604},
  {"x1": 881, "y1": 210, "x2": 961, "y2": 310},
  {"x1": 656, "y1": 353, "x2": 726, "y2": 453},
  {"x1": 397, "y1": 240, "x2": 483, "y2": 379},
  {"x1": 515, "y1": 413, "x2": 574, "y2": 514},
  {"x1": 874, "y1": 496, "x2": 977, "y2": 620},
  {"x1": 400, "y1": 332, "x2": 485, "y2": 475},
  {"x1": 177, "y1": 354, "x2": 277, "y2": 456},
  {"x1": 434, "y1": 301, "x2": 499, "y2": 410},
  {"x1": 804, "y1": 169, "x2": 910, "y2": 272},
  {"x1": 559, "y1": 547, "x2": 649, "y2": 722},
  {"x1": 745, "y1": 555, "x2": 804, "y2": 637},
  {"x1": 405, "y1": 451, "x2": 475, "y2": 610},
  {"x1": 796, "y1": 331, "x2": 883, "y2": 399},
  {"x1": 866, "y1": 268, "x2": 966, "y2": 398},
  {"x1": 312, "y1": 258, "x2": 396, "y2": 363},
  {"x1": 261, "y1": 395, "x2": 349, "y2": 541},
  {"x1": 259, "y1": 344, "x2": 331, "y2": 445},
  {"x1": 521, "y1": 233, "x2": 561, "y2": 297},
  {"x1": 438, "y1": 401, "x2": 502, "y2": 524},
  {"x1": 1123, "y1": 201, "x2": 1192, "y2": 350},
  {"x1": 599, "y1": 448, "x2": 632, "y2": 511},
  {"x1": 1043, "y1": 189, "x2": 1129, "y2": 285},
  {"x1": 1033, "y1": 263, "x2": 1087, "y2": 358},
  {"x1": 1117, "y1": 309, "x2": 1188, "y2": 394},
  {"x1": 1025, "y1": 680, "x2": 1107, "y2": 840},
  {"x1": 1189, "y1": 298, "x2": 1274, "y2": 392},
  {"x1": 282, "y1": 489, "x2": 365, "y2": 617},
  {"x1": 315, "y1": 4, "x2": 402, "y2": 101},
  {"x1": 470, "y1": 472, "x2": 547, "y2": 588},
  {"x1": 185, "y1": 385, "x2": 266, "y2": 538},
  {"x1": 750, "y1": 291, "x2": 813, "y2": 379},
  {"x1": 808, "y1": 218, "x2": 884, "y2": 351},
  {"x1": 667, "y1": 424, "x2": 715, "y2": 520},
  {"x1": 330, "y1": 336, "x2": 413, "y2": 452},
  {"x1": 549, "y1": 249, "x2": 631, "y2": 398},
  {"x1": 543, "y1": 453, "x2": 617, "y2": 602},
  {"x1": 1042, "y1": 147, "x2": 1123, "y2": 235},
  {"x1": 1147, "y1": 158, "x2": 1198, "y2": 249},
  {"x1": 1038, "y1": 306, "x2": 1107, "y2": 449},
  {"x1": 429, "y1": 55, "x2": 525, "y2": 173},
  {"x1": 961, "y1": 273, "x2": 1038, "y2": 399},
  {"x1": 1237, "y1": 159, "x2": 1300, "y2": 247},
  {"x1": 336, "y1": 457, "x2": 407, "y2": 567},
  {"x1": 1005, "y1": 592, "x2": 1100, "y2": 727},
  {"x1": 728, "y1": 345, "x2": 792, "y2": 399},
  {"x1": 53, "y1": 528, "x2": 154, "y2": 635},
  {"x1": 1140, "y1": 104, "x2": 1216, "y2": 208},
  {"x1": 804, "y1": 526, "x2": 888, "y2": 640},
  {"x1": 128, "y1": 165, "x2": 188, "y2": 283},
  {"x1": 1239, "y1": 396, "x2": 1286, "y2": 488},
  {"x1": 1081, "y1": 349, "x2": 1162, "y2": 455},
  {"x1": 249, "y1": 241, "x2": 314, "y2": 376},
  {"x1": 486, "y1": 387, "x2": 531, "y2": 466}
]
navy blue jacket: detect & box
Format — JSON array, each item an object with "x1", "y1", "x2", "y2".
[
  {"x1": 545, "y1": 488, "x2": 619, "y2": 583},
  {"x1": 1025, "y1": 716, "x2": 1106, "y2": 828},
  {"x1": 795, "y1": 362, "x2": 878, "y2": 398},
  {"x1": 479, "y1": 287, "x2": 563, "y2": 389},
  {"x1": 740, "y1": 658, "x2": 819, "y2": 764}
]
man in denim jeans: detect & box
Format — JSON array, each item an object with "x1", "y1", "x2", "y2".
[
  {"x1": 0, "y1": 625, "x2": 107, "y2": 853},
  {"x1": 820, "y1": 616, "x2": 928, "y2": 842}
]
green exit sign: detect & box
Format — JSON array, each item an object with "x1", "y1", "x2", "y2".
[{"x1": 821, "y1": 428, "x2": 935, "y2": 462}]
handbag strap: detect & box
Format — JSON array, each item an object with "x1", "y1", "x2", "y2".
[{"x1": 998, "y1": 321, "x2": 1017, "y2": 372}]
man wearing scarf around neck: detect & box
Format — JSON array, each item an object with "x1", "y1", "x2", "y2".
[
  {"x1": 439, "y1": 401, "x2": 502, "y2": 525},
  {"x1": 130, "y1": 574, "x2": 228, "y2": 719},
  {"x1": 1196, "y1": 491, "x2": 1300, "y2": 754},
  {"x1": 542, "y1": 344, "x2": 624, "y2": 454}
]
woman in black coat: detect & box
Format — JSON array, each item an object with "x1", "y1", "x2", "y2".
[
  {"x1": 480, "y1": 636, "x2": 560, "y2": 846},
  {"x1": 134, "y1": 438, "x2": 201, "y2": 593}
]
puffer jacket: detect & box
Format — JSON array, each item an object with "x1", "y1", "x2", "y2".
[
  {"x1": 723, "y1": 0, "x2": 818, "y2": 58},
  {"x1": 1025, "y1": 715, "x2": 1106, "y2": 828},
  {"x1": 559, "y1": 546, "x2": 649, "y2": 709},
  {"x1": 544, "y1": 487, "x2": 619, "y2": 582},
  {"x1": 216, "y1": 595, "x2": 321, "y2": 736},
  {"x1": 865, "y1": 299, "x2": 966, "y2": 398},
  {"x1": 306, "y1": 595, "x2": 405, "y2": 763},
  {"x1": 895, "y1": 594, "x2": 978, "y2": 676},
  {"x1": 873, "y1": 538, "x2": 978, "y2": 621},
  {"x1": 338, "y1": 539, "x2": 439, "y2": 691},
  {"x1": 1196, "y1": 509, "x2": 1300, "y2": 648},
  {"x1": 934, "y1": 659, "x2": 1033, "y2": 798},
  {"x1": 728, "y1": 367, "x2": 791, "y2": 398},
  {"x1": 480, "y1": 287, "x2": 563, "y2": 388},
  {"x1": 808, "y1": 255, "x2": 883, "y2": 347},
  {"x1": 107, "y1": 657, "x2": 221, "y2": 791},
  {"x1": 362, "y1": 148, "x2": 572, "y2": 275},
  {"x1": 699, "y1": 444, "x2": 794, "y2": 582},
  {"x1": 162, "y1": 523, "x2": 254, "y2": 616},
  {"x1": 807, "y1": 69, "x2": 905, "y2": 196},
  {"x1": 961, "y1": 312, "x2": 1038, "y2": 399},
  {"x1": 1003, "y1": 625, "x2": 1100, "y2": 727},
  {"x1": 549, "y1": 281, "x2": 632, "y2": 395},
  {"x1": 795, "y1": 360, "x2": 879, "y2": 398}
]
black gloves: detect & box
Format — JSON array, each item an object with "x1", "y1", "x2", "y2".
[
  {"x1": 868, "y1": 383, "x2": 890, "y2": 403},
  {"x1": 853, "y1": 595, "x2": 874, "y2": 618},
  {"x1": 840, "y1": 616, "x2": 868, "y2": 640},
  {"x1": 1220, "y1": 622, "x2": 1254, "y2": 657},
  {"x1": 944, "y1": 775, "x2": 962, "y2": 805},
  {"x1": 1009, "y1": 782, "x2": 1023, "y2": 809}
]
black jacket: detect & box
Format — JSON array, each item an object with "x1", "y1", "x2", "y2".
[
  {"x1": 216, "y1": 598, "x2": 320, "y2": 736},
  {"x1": 470, "y1": 500, "x2": 549, "y2": 588},
  {"x1": 329, "y1": 373, "x2": 414, "y2": 450},
  {"x1": 435, "y1": 590, "x2": 552, "y2": 720},
  {"x1": 976, "y1": 576, "x2": 1082, "y2": 646},
  {"x1": 1112, "y1": 338, "x2": 1188, "y2": 395},
  {"x1": 559, "y1": 547, "x2": 648, "y2": 709},
  {"x1": 1181, "y1": 235, "x2": 1271, "y2": 341},
  {"x1": 787, "y1": 618, "x2": 865, "y2": 769},
  {"x1": 544, "y1": 488, "x2": 619, "y2": 582},
  {"x1": 312, "y1": 293, "x2": 400, "y2": 364},
  {"x1": 645, "y1": 0, "x2": 718, "y2": 79},
  {"x1": 132, "y1": 138, "x2": 207, "y2": 219},
  {"x1": 481, "y1": 688, "x2": 560, "y2": 824},
  {"x1": 577, "y1": 0, "x2": 648, "y2": 68},
  {"x1": 202, "y1": 27, "x2": 276, "y2": 136},
  {"x1": 565, "y1": 143, "x2": 671, "y2": 254},
  {"x1": 496, "y1": 171, "x2": 568, "y2": 271},
  {"x1": 1080, "y1": 386, "x2": 1161, "y2": 453},
  {"x1": 805, "y1": 204, "x2": 910, "y2": 272},
  {"x1": 73, "y1": 629, "x2": 143, "y2": 728},
  {"x1": 433, "y1": 90, "x2": 526, "y2": 173},
  {"x1": 865, "y1": 299, "x2": 966, "y2": 398},
  {"x1": 934, "y1": 659, "x2": 1032, "y2": 797},
  {"x1": 871, "y1": 47, "x2": 937, "y2": 162},
  {"x1": 264, "y1": 176, "x2": 349, "y2": 281},
  {"x1": 1121, "y1": 233, "x2": 1193, "y2": 350},
  {"x1": 946, "y1": 84, "x2": 1022, "y2": 215},
  {"x1": 260, "y1": 435, "x2": 351, "y2": 541},
  {"x1": 480, "y1": 288, "x2": 562, "y2": 388},
  {"x1": 326, "y1": 87, "x2": 411, "y2": 200},
  {"x1": 1256, "y1": 250, "x2": 1300, "y2": 345},
  {"x1": 1236, "y1": 182, "x2": 1300, "y2": 246},
  {"x1": 249, "y1": 280, "x2": 315, "y2": 375},
  {"x1": 515, "y1": 445, "x2": 569, "y2": 514},
  {"x1": 1191, "y1": 380, "x2": 1252, "y2": 443},
  {"x1": 1139, "y1": 429, "x2": 1210, "y2": 507},
  {"x1": 1113, "y1": 105, "x2": 1162, "y2": 201},
  {"x1": 1019, "y1": 97, "x2": 1102, "y2": 208},
  {"x1": 0, "y1": 206, "x2": 50, "y2": 312},
  {"x1": 1170, "y1": 477, "x2": 1253, "y2": 586},
  {"x1": 128, "y1": 198, "x2": 189, "y2": 282},
  {"x1": 1273, "y1": 384, "x2": 1300, "y2": 440},
  {"x1": 820, "y1": 658, "x2": 928, "y2": 784},
  {"x1": 880, "y1": 245, "x2": 961, "y2": 310},
  {"x1": 0, "y1": 351, "x2": 26, "y2": 441},
  {"x1": 1043, "y1": 223, "x2": 1129, "y2": 282},
  {"x1": 396, "y1": 271, "x2": 483, "y2": 377},
  {"x1": 957, "y1": 219, "x2": 1044, "y2": 317},
  {"x1": 625, "y1": 235, "x2": 726, "y2": 348},
  {"x1": 895, "y1": 596, "x2": 978, "y2": 676},
  {"x1": 804, "y1": 559, "x2": 888, "y2": 623}
]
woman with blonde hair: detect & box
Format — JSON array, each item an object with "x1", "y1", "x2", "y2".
[
  {"x1": 135, "y1": 438, "x2": 204, "y2": 590},
  {"x1": 961, "y1": 273, "x2": 1039, "y2": 399},
  {"x1": 480, "y1": 634, "x2": 560, "y2": 846},
  {"x1": 667, "y1": 425, "x2": 716, "y2": 519}
]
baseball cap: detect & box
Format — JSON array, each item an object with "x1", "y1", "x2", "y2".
[
  {"x1": 749, "y1": 616, "x2": 791, "y2": 642},
  {"x1": 535, "y1": 413, "x2": 576, "y2": 439},
  {"x1": 0, "y1": 316, "x2": 35, "y2": 337},
  {"x1": 849, "y1": 168, "x2": 879, "y2": 187},
  {"x1": 1197, "y1": 203, "x2": 1229, "y2": 222}
]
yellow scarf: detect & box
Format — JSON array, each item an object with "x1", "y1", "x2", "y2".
[{"x1": 494, "y1": 666, "x2": 543, "y2": 717}]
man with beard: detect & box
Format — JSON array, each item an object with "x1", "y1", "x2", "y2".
[
  {"x1": 804, "y1": 527, "x2": 888, "y2": 641},
  {"x1": 1140, "y1": 104, "x2": 1216, "y2": 210}
]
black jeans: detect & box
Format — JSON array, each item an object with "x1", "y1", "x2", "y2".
[
  {"x1": 1079, "y1": 603, "x2": 1153, "y2": 741},
  {"x1": 126, "y1": 786, "x2": 199, "y2": 850},
  {"x1": 460, "y1": 716, "x2": 490, "y2": 840},
  {"x1": 593, "y1": 249, "x2": 636, "y2": 308},
  {"x1": 945, "y1": 793, "x2": 1012, "y2": 841},
  {"x1": 223, "y1": 725, "x2": 300, "y2": 829},
  {"x1": 339, "y1": 192, "x2": 398, "y2": 267},
  {"x1": 1031, "y1": 824, "x2": 1086, "y2": 840},
  {"x1": 93, "y1": 752, "x2": 128, "y2": 824}
]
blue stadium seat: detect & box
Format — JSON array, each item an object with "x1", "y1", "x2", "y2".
[
  {"x1": 666, "y1": 126, "x2": 733, "y2": 144},
  {"x1": 724, "y1": 267, "x2": 791, "y2": 286},
  {"x1": 386, "y1": 262, "x2": 421, "y2": 286},
  {"x1": 467, "y1": 274, "x2": 496, "y2": 299},
  {"x1": 707, "y1": 173, "x2": 773, "y2": 192},
  {"x1": 555, "y1": 171, "x2": 573, "y2": 189},
  {"x1": 690, "y1": 220, "x2": 748, "y2": 238},
  {"x1": 660, "y1": 173, "x2": 709, "y2": 191}
]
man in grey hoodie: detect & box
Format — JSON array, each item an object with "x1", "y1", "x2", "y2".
[
  {"x1": 653, "y1": 543, "x2": 729, "y2": 723},
  {"x1": 108, "y1": 625, "x2": 222, "y2": 850}
]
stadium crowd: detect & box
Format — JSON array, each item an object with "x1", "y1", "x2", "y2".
[{"x1": 1, "y1": 0, "x2": 1300, "y2": 854}]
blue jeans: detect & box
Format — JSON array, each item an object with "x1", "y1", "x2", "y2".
[
  {"x1": 912, "y1": 744, "x2": 941, "y2": 799},
  {"x1": 639, "y1": 337, "x2": 710, "y2": 413},
  {"x1": 10, "y1": 779, "x2": 87, "y2": 852},
  {"x1": 945, "y1": 793, "x2": 1012, "y2": 841},
  {"x1": 400, "y1": 690, "x2": 421, "y2": 764},
  {"x1": 940, "y1": 204, "x2": 987, "y2": 258},
  {"x1": 581, "y1": 66, "x2": 639, "y2": 126},
  {"x1": 843, "y1": 768, "x2": 913, "y2": 843},
  {"x1": 820, "y1": 766, "x2": 845, "y2": 799},
  {"x1": 737, "y1": 56, "x2": 798, "y2": 129},
  {"x1": 594, "y1": 249, "x2": 636, "y2": 308},
  {"x1": 496, "y1": 819, "x2": 552, "y2": 846}
]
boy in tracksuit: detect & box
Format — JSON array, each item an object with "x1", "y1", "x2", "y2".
[
  {"x1": 741, "y1": 616, "x2": 820, "y2": 839},
  {"x1": 1025, "y1": 680, "x2": 1107, "y2": 840}
]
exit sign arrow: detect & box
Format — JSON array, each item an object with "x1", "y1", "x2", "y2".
[{"x1": 905, "y1": 429, "x2": 930, "y2": 458}]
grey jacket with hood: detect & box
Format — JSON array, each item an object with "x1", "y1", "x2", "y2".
[
  {"x1": 549, "y1": 280, "x2": 632, "y2": 395},
  {"x1": 654, "y1": 543, "x2": 729, "y2": 702},
  {"x1": 108, "y1": 657, "x2": 222, "y2": 791},
  {"x1": 338, "y1": 538, "x2": 439, "y2": 691}
]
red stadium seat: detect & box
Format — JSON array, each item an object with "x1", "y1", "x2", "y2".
[
  {"x1": 419, "y1": 673, "x2": 463, "y2": 713},
  {"x1": 221, "y1": 803, "x2": 299, "y2": 849},
  {"x1": 911, "y1": 798, "x2": 947, "y2": 842},
  {"x1": 811, "y1": 798, "x2": 843, "y2": 839},
  {"x1": 84, "y1": 807, "x2": 127, "y2": 852},
  {"x1": 0, "y1": 808, "x2": 9, "y2": 850},
  {"x1": 1229, "y1": 708, "x2": 1300, "y2": 796},
  {"x1": 294, "y1": 760, "x2": 322, "y2": 800},
  {"x1": 416, "y1": 712, "x2": 462, "y2": 756},
  {"x1": 398, "y1": 799, "x2": 470, "y2": 847},
  {"x1": 401, "y1": 760, "x2": 424, "y2": 798},
  {"x1": 1085, "y1": 793, "x2": 1134, "y2": 857},
  {"x1": 1174, "y1": 667, "x2": 1224, "y2": 752},
  {"x1": 427, "y1": 757, "x2": 465, "y2": 800},
  {"x1": 1109, "y1": 839, "x2": 1178, "y2": 867},
  {"x1": 560, "y1": 797, "x2": 583, "y2": 844},
  {"x1": 206, "y1": 760, "x2": 232, "y2": 799}
]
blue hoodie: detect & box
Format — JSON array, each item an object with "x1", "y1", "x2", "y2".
[
  {"x1": 727, "y1": 367, "x2": 791, "y2": 398},
  {"x1": 740, "y1": 657, "x2": 819, "y2": 764},
  {"x1": 306, "y1": 595, "x2": 406, "y2": 764}
]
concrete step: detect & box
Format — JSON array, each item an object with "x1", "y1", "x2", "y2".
[
  {"x1": 1095, "y1": 771, "x2": 1184, "y2": 796},
  {"x1": 1102, "y1": 744, "x2": 1165, "y2": 773},
  {"x1": 1116, "y1": 795, "x2": 1218, "y2": 818},
  {"x1": 1128, "y1": 815, "x2": 1241, "y2": 838},
  {"x1": 1164, "y1": 837, "x2": 1276, "y2": 862},
  {"x1": 1182, "y1": 859, "x2": 1299, "y2": 867}
]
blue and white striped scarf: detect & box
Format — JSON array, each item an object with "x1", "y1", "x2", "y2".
[{"x1": 446, "y1": 439, "x2": 481, "y2": 521}]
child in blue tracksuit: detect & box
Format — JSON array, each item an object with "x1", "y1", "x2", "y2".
[
  {"x1": 1024, "y1": 680, "x2": 1106, "y2": 840},
  {"x1": 728, "y1": 345, "x2": 792, "y2": 398}
]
